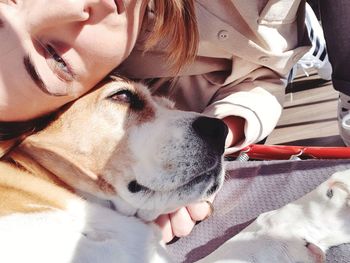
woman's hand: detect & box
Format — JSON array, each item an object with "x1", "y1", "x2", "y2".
[
  {"x1": 222, "y1": 116, "x2": 245, "y2": 148},
  {"x1": 154, "y1": 116, "x2": 244, "y2": 243},
  {"x1": 155, "y1": 195, "x2": 215, "y2": 243}
]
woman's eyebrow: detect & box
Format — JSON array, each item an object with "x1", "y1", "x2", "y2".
[
  {"x1": 23, "y1": 55, "x2": 51, "y2": 95},
  {"x1": 0, "y1": 19, "x2": 3, "y2": 28},
  {"x1": 23, "y1": 55, "x2": 65, "y2": 97}
]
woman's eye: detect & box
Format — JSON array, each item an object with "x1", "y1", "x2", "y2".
[
  {"x1": 45, "y1": 44, "x2": 74, "y2": 82},
  {"x1": 110, "y1": 89, "x2": 133, "y2": 104},
  {"x1": 46, "y1": 45, "x2": 69, "y2": 73}
]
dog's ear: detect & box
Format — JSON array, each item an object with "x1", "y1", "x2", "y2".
[
  {"x1": 0, "y1": 138, "x2": 18, "y2": 158},
  {"x1": 18, "y1": 139, "x2": 116, "y2": 197}
]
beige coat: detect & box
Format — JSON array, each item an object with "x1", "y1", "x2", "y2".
[{"x1": 118, "y1": 0, "x2": 311, "y2": 154}]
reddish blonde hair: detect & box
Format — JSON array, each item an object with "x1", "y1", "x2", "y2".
[{"x1": 145, "y1": 0, "x2": 199, "y2": 73}]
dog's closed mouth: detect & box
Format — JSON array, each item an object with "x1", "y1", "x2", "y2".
[
  {"x1": 182, "y1": 169, "x2": 216, "y2": 190},
  {"x1": 127, "y1": 162, "x2": 222, "y2": 194},
  {"x1": 182, "y1": 160, "x2": 222, "y2": 189}
]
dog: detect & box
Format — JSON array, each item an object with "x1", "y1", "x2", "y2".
[
  {"x1": 198, "y1": 169, "x2": 350, "y2": 263},
  {"x1": 0, "y1": 77, "x2": 227, "y2": 263},
  {"x1": 1, "y1": 77, "x2": 350, "y2": 263}
]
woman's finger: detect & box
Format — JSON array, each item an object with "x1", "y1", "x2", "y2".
[
  {"x1": 169, "y1": 207, "x2": 196, "y2": 237},
  {"x1": 186, "y1": 195, "x2": 215, "y2": 221},
  {"x1": 154, "y1": 214, "x2": 174, "y2": 243}
]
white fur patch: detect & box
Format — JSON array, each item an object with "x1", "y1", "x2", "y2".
[{"x1": 0, "y1": 200, "x2": 168, "y2": 263}]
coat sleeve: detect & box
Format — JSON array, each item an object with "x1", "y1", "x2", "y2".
[
  {"x1": 145, "y1": 63, "x2": 287, "y2": 155},
  {"x1": 201, "y1": 66, "x2": 286, "y2": 155}
]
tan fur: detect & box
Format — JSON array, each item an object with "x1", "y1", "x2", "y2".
[
  {"x1": 0, "y1": 79, "x2": 141, "y2": 215},
  {"x1": 0, "y1": 161, "x2": 77, "y2": 216}
]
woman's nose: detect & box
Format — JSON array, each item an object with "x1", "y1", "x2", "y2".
[
  {"x1": 27, "y1": 0, "x2": 116, "y2": 31},
  {"x1": 61, "y1": 0, "x2": 118, "y2": 22}
]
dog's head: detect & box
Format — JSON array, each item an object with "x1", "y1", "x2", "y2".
[{"x1": 19, "y1": 77, "x2": 228, "y2": 220}]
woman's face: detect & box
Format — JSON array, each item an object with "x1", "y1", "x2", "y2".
[{"x1": 0, "y1": 0, "x2": 148, "y2": 121}]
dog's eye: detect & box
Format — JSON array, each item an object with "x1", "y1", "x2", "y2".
[
  {"x1": 110, "y1": 89, "x2": 133, "y2": 104},
  {"x1": 109, "y1": 89, "x2": 145, "y2": 110}
]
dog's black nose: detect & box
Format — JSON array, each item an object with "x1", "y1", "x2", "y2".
[{"x1": 192, "y1": 116, "x2": 228, "y2": 154}]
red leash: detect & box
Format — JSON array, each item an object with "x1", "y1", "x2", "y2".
[{"x1": 229, "y1": 144, "x2": 350, "y2": 160}]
